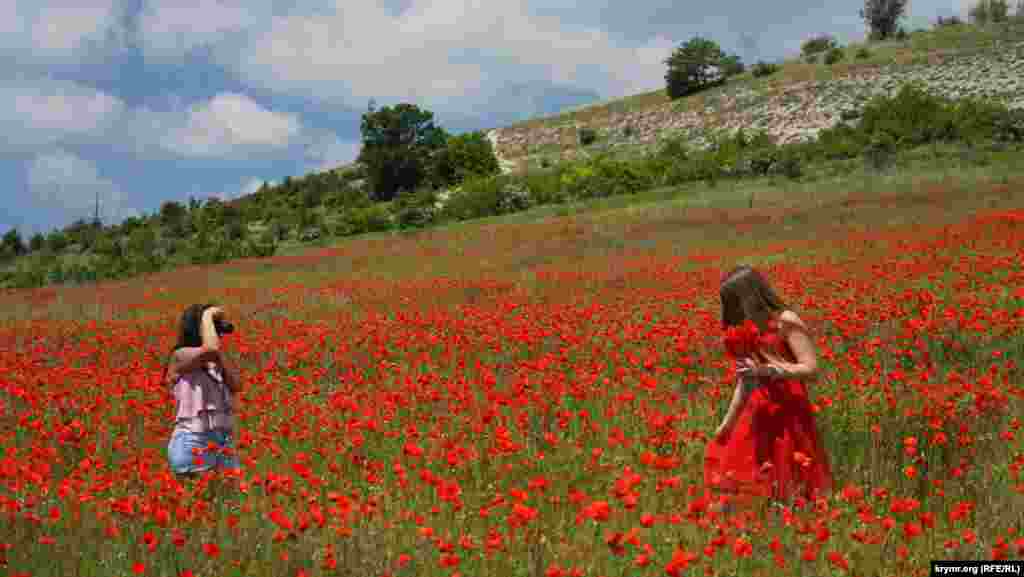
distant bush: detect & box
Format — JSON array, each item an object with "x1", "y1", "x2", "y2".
[
  {"x1": 751, "y1": 61, "x2": 779, "y2": 77},
  {"x1": 864, "y1": 131, "x2": 898, "y2": 170},
  {"x1": 801, "y1": 35, "x2": 838, "y2": 60},
  {"x1": 578, "y1": 127, "x2": 598, "y2": 147},
  {"x1": 392, "y1": 188, "x2": 439, "y2": 230},
  {"x1": 335, "y1": 204, "x2": 393, "y2": 236},
  {"x1": 855, "y1": 47, "x2": 872, "y2": 59},
  {"x1": 824, "y1": 47, "x2": 846, "y2": 65},
  {"x1": 431, "y1": 131, "x2": 501, "y2": 189},
  {"x1": 560, "y1": 155, "x2": 654, "y2": 200},
  {"x1": 440, "y1": 175, "x2": 532, "y2": 222}
]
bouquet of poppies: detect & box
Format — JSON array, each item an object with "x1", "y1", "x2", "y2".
[{"x1": 723, "y1": 319, "x2": 762, "y2": 360}]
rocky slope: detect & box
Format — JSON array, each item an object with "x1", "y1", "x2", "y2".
[{"x1": 487, "y1": 39, "x2": 1024, "y2": 171}]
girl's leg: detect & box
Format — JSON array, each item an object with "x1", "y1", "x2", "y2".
[{"x1": 210, "y1": 430, "x2": 241, "y2": 472}]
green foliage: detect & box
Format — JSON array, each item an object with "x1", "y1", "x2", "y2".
[
  {"x1": 0, "y1": 228, "x2": 26, "y2": 260},
  {"x1": 522, "y1": 170, "x2": 569, "y2": 206},
  {"x1": 824, "y1": 47, "x2": 846, "y2": 65},
  {"x1": 855, "y1": 47, "x2": 872, "y2": 59},
  {"x1": 664, "y1": 37, "x2": 739, "y2": 99},
  {"x1": 557, "y1": 154, "x2": 654, "y2": 200},
  {"x1": 864, "y1": 131, "x2": 898, "y2": 170},
  {"x1": 28, "y1": 233, "x2": 45, "y2": 253},
  {"x1": 861, "y1": 0, "x2": 909, "y2": 40},
  {"x1": 440, "y1": 175, "x2": 532, "y2": 222},
  {"x1": 431, "y1": 131, "x2": 501, "y2": 189},
  {"x1": 357, "y1": 102, "x2": 450, "y2": 201},
  {"x1": 334, "y1": 204, "x2": 392, "y2": 237},
  {"x1": 751, "y1": 61, "x2": 779, "y2": 78},
  {"x1": 392, "y1": 188, "x2": 439, "y2": 230},
  {"x1": 578, "y1": 127, "x2": 598, "y2": 147},
  {"x1": 801, "y1": 35, "x2": 839, "y2": 60},
  {"x1": 719, "y1": 53, "x2": 745, "y2": 77},
  {"x1": 970, "y1": 0, "x2": 1010, "y2": 23}
]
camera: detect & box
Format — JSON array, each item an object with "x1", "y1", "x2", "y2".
[{"x1": 214, "y1": 318, "x2": 235, "y2": 335}]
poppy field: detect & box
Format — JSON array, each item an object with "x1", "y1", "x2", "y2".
[{"x1": 1, "y1": 175, "x2": 1023, "y2": 577}]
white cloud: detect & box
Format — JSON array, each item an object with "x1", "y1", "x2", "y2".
[
  {"x1": 26, "y1": 150, "x2": 138, "y2": 225},
  {"x1": 304, "y1": 134, "x2": 361, "y2": 173},
  {"x1": 0, "y1": 78, "x2": 125, "y2": 153},
  {"x1": 155, "y1": 92, "x2": 302, "y2": 158},
  {"x1": 0, "y1": 1, "x2": 122, "y2": 64},
  {"x1": 136, "y1": 0, "x2": 677, "y2": 118},
  {"x1": 136, "y1": 0, "x2": 260, "y2": 62}
]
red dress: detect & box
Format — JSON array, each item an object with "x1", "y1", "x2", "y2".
[{"x1": 704, "y1": 319, "x2": 832, "y2": 506}]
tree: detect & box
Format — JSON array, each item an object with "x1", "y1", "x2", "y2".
[
  {"x1": 860, "y1": 0, "x2": 909, "y2": 40},
  {"x1": 29, "y1": 233, "x2": 45, "y2": 252},
  {"x1": 431, "y1": 131, "x2": 501, "y2": 189},
  {"x1": 970, "y1": 0, "x2": 1010, "y2": 23},
  {"x1": 159, "y1": 200, "x2": 188, "y2": 236},
  {"x1": 1, "y1": 228, "x2": 26, "y2": 259},
  {"x1": 664, "y1": 37, "x2": 738, "y2": 100},
  {"x1": 357, "y1": 103, "x2": 450, "y2": 201}
]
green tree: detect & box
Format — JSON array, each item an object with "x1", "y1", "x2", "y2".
[
  {"x1": 159, "y1": 200, "x2": 188, "y2": 234},
  {"x1": 970, "y1": 0, "x2": 1010, "y2": 23},
  {"x1": 664, "y1": 37, "x2": 736, "y2": 99},
  {"x1": 357, "y1": 103, "x2": 450, "y2": 201},
  {"x1": 432, "y1": 131, "x2": 501, "y2": 188},
  {"x1": 0, "y1": 228, "x2": 26, "y2": 260},
  {"x1": 29, "y1": 233, "x2": 45, "y2": 252},
  {"x1": 860, "y1": 0, "x2": 908, "y2": 40}
]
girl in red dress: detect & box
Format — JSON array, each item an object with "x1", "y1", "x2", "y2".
[{"x1": 704, "y1": 266, "x2": 832, "y2": 513}]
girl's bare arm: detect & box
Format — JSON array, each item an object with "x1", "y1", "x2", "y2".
[{"x1": 765, "y1": 311, "x2": 818, "y2": 380}]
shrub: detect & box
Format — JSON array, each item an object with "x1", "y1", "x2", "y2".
[
  {"x1": 335, "y1": 205, "x2": 393, "y2": 236},
  {"x1": 440, "y1": 176, "x2": 532, "y2": 222},
  {"x1": 859, "y1": 84, "x2": 955, "y2": 146},
  {"x1": 431, "y1": 131, "x2": 501, "y2": 189},
  {"x1": 824, "y1": 47, "x2": 846, "y2": 65},
  {"x1": 578, "y1": 127, "x2": 598, "y2": 147},
  {"x1": 392, "y1": 188, "x2": 438, "y2": 230},
  {"x1": 751, "y1": 61, "x2": 779, "y2": 77},
  {"x1": 864, "y1": 131, "x2": 897, "y2": 171},
  {"x1": 801, "y1": 35, "x2": 838, "y2": 59},
  {"x1": 522, "y1": 169, "x2": 568, "y2": 206},
  {"x1": 855, "y1": 47, "x2": 872, "y2": 59}
]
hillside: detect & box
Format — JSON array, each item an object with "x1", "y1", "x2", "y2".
[
  {"x1": 487, "y1": 21, "x2": 1024, "y2": 170},
  {"x1": 3, "y1": 18, "x2": 1024, "y2": 289}
]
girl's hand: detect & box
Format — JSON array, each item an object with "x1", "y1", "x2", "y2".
[
  {"x1": 738, "y1": 357, "x2": 780, "y2": 379},
  {"x1": 714, "y1": 420, "x2": 734, "y2": 443}
]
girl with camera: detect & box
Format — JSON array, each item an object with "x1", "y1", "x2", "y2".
[{"x1": 163, "y1": 304, "x2": 242, "y2": 476}]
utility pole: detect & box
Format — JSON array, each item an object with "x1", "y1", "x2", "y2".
[{"x1": 94, "y1": 189, "x2": 100, "y2": 228}]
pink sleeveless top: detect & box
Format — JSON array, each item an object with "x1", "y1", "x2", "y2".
[{"x1": 171, "y1": 363, "x2": 234, "y2": 435}]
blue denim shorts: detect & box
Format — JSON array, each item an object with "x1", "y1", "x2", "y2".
[{"x1": 167, "y1": 429, "x2": 240, "y2": 475}]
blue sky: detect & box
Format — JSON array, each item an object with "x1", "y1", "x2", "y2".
[{"x1": 1, "y1": 0, "x2": 971, "y2": 238}]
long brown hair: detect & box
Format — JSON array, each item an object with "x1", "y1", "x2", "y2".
[{"x1": 720, "y1": 266, "x2": 788, "y2": 331}]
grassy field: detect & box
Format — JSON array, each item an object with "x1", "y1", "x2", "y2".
[{"x1": 1, "y1": 132, "x2": 1023, "y2": 577}]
